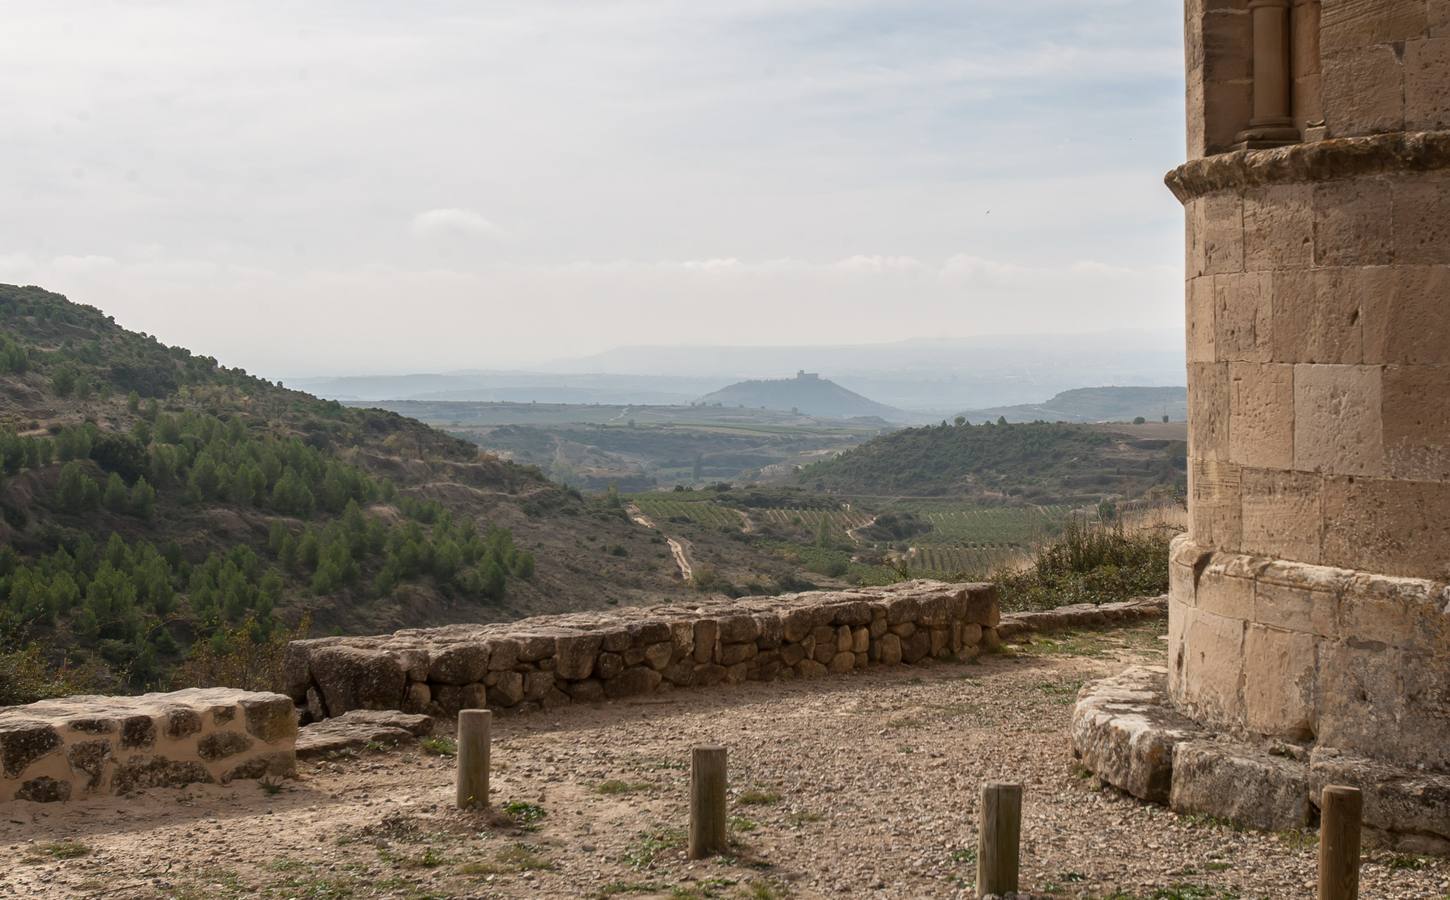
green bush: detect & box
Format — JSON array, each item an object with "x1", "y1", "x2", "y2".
[{"x1": 995, "y1": 518, "x2": 1175, "y2": 612}]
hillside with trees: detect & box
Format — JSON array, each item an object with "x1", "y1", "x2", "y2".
[
  {"x1": 0, "y1": 285, "x2": 711, "y2": 697},
  {"x1": 798, "y1": 420, "x2": 1185, "y2": 503}
]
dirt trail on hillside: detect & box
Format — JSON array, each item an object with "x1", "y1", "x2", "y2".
[
  {"x1": 625, "y1": 503, "x2": 694, "y2": 582},
  {"x1": 4, "y1": 623, "x2": 1446, "y2": 899}
]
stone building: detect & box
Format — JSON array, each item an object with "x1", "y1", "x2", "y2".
[{"x1": 1074, "y1": 0, "x2": 1450, "y2": 852}]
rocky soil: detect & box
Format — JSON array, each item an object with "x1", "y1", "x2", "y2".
[{"x1": 3, "y1": 622, "x2": 1447, "y2": 899}]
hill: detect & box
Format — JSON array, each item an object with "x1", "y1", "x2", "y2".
[
  {"x1": 798, "y1": 420, "x2": 1186, "y2": 503},
  {"x1": 0, "y1": 285, "x2": 708, "y2": 695},
  {"x1": 699, "y1": 372, "x2": 909, "y2": 421},
  {"x1": 959, "y1": 386, "x2": 1187, "y2": 424}
]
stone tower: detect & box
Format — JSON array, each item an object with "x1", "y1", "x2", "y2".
[{"x1": 1075, "y1": 0, "x2": 1450, "y2": 852}]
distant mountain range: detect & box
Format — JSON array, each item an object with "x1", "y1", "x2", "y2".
[
  {"x1": 699, "y1": 371, "x2": 910, "y2": 422},
  {"x1": 959, "y1": 386, "x2": 1187, "y2": 424},
  {"x1": 286, "y1": 329, "x2": 1185, "y2": 414}
]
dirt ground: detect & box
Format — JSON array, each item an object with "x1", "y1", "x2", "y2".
[{"x1": 3, "y1": 623, "x2": 1447, "y2": 900}]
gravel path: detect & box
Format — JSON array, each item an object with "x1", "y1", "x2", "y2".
[{"x1": 3, "y1": 622, "x2": 1447, "y2": 899}]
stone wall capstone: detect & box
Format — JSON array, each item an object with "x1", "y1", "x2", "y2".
[{"x1": 284, "y1": 581, "x2": 1000, "y2": 721}]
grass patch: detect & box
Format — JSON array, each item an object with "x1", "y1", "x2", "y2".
[
  {"x1": 458, "y1": 844, "x2": 552, "y2": 876},
  {"x1": 622, "y1": 826, "x2": 687, "y2": 870},
  {"x1": 1384, "y1": 853, "x2": 1428, "y2": 870},
  {"x1": 737, "y1": 789, "x2": 782, "y2": 806},
  {"x1": 949, "y1": 847, "x2": 976, "y2": 865},
  {"x1": 419, "y1": 735, "x2": 457, "y2": 757},
  {"x1": 785, "y1": 810, "x2": 824, "y2": 826},
  {"x1": 502, "y1": 800, "x2": 547, "y2": 830},
  {"x1": 596, "y1": 779, "x2": 651, "y2": 796},
  {"x1": 22, "y1": 841, "x2": 90, "y2": 863},
  {"x1": 729, "y1": 816, "x2": 759, "y2": 833}
]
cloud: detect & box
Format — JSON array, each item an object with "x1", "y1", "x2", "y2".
[{"x1": 409, "y1": 208, "x2": 503, "y2": 241}]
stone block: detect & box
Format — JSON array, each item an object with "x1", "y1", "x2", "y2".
[
  {"x1": 1321, "y1": 0, "x2": 1428, "y2": 56},
  {"x1": 603, "y1": 667, "x2": 662, "y2": 698},
  {"x1": 1310, "y1": 750, "x2": 1450, "y2": 852},
  {"x1": 1322, "y1": 475, "x2": 1450, "y2": 579},
  {"x1": 1188, "y1": 362, "x2": 1231, "y2": 461},
  {"x1": 1201, "y1": 192, "x2": 1244, "y2": 276},
  {"x1": 490, "y1": 671, "x2": 524, "y2": 707},
  {"x1": 1170, "y1": 741, "x2": 1312, "y2": 831},
  {"x1": 1214, "y1": 272, "x2": 1272, "y2": 363},
  {"x1": 1322, "y1": 44, "x2": 1406, "y2": 138},
  {"x1": 1186, "y1": 276, "x2": 1217, "y2": 363},
  {"x1": 1293, "y1": 364, "x2": 1384, "y2": 476},
  {"x1": 1194, "y1": 562, "x2": 1255, "y2": 621},
  {"x1": 1378, "y1": 266, "x2": 1450, "y2": 365},
  {"x1": 827, "y1": 651, "x2": 855, "y2": 674},
  {"x1": 1070, "y1": 666, "x2": 1207, "y2": 803},
  {"x1": 485, "y1": 639, "x2": 520, "y2": 672},
  {"x1": 1240, "y1": 468, "x2": 1322, "y2": 564},
  {"x1": 1242, "y1": 625, "x2": 1318, "y2": 739},
  {"x1": 1393, "y1": 171, "x2": 1450, "y2": 265},
  {"x1": 1244, "y1": 183, "x2": 1312, "y2": 272},
  {"x1": 1312, "y1": 178, "x2": 1395, "y2": 266},
  {"x1": 295, "y1": 710, "x2": 433, "y2": 760},
  {"x1": 427, "y1": 643, "x2": 489, "y2": 685},
  {"x1": 719, "y1": 642, "x2": 757, "y2": 666},
  {"x1": 692, "y1": 620, "x2": 718, "y2": 663},
  {"x1": 1178, "y1": 608, "x2": 1246, "y2": 728},
  {"x1": 1407, "y1": 36, "x2": 1450, "y2": 130},
  {"x1": 567, "y1": 679, "x2": 605, "y2": 703},
  {"x1": 595, "y1": 652, "x2": 624, "y2": 680},
  {"x1": 1374, "y1": 363, "x2": 1450, "y2": 481},
  {"x1": 878, "y1": 633, "x2": 903, "y2": 666},
  {"x1": 643, "y1": 641, "x2": 674, "y2": 671},
  {"x1": 1228, "y1": 363, "x2": 1293, "y2": 469},
  {"x1": 717, "y1": 614, "x2": 759, "y2": 644},
  {"x1": 901, "y1": 630, "x2": 932, "y2": 664},
  {"x1": 554, "y1": 633, "x2": 603, "y2": 681},
  {"x1": 1189, "y1": 458, "x2": 1243, "y2": 549},
  {"x1": 309, "y1": 647, "x2": 406, "y2": 717}
]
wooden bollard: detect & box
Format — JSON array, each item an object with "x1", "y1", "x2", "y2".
[
  {"x1": 456, "y1": 709, "x2": 492, "y2": 809},
  {"x1": 977, "y1": 782, "x2": 1022, "y2": 897},
  {"x1": 689, "y1": 745, "x2": 728, "y2": 859},
  {"x1": 1318, "y1": 785, "x2": 1363, "y2": 900}
]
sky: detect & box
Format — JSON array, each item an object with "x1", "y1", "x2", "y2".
[{"x1": 0, "y1": 1, "x2": 1187, "y2": 378}]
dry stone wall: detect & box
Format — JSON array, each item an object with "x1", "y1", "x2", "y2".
[
  {"x1": 0, "y1": 688, "x2": 297, "y2": 803},
  {"x1": 283, "y1": 581, "x2": 1000, "y2": 721}
]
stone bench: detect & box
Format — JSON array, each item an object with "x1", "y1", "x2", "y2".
[
  {"x1": 284, "y1": 580, "x2": 1000, "y2": 721},
  {"x1": 0, "y1": 688, "x2": 297, "y2": 803}
]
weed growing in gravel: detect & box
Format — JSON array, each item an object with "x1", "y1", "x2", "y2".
[
  {"x1": 502, "y1": 800, "x2": 547, "y2": 830},
  {"x1": 420, "y1": 735, "x2": 457, "y2": 757},
  {"x1": 737, "y1": 789, "x2": 781, "y2": 806},
  {"x1": 23, "y1": 841, "x2": 90, "y2": 863},
  {"x1": 1384, "y1": 853, "x2": 1428, "y2": 870},
  {"x1": 622, "y1": 826, "x2": 687, "y2": 869},
  {"x1": 1034, "y1": 679, "x2": 1084, "y2": 703},
  {"x1": 1274, "y1": 828, "x2": 1315, "y2": 850},
  {"x1": 784, "y1": 810, "x2": 823, "y2": 826},
  {"x1": 259, "y1": 776, "x2": 285, "y2": 796},
  {"x1": 596, "y1": 779, "x2": 651, "y2": 795},
  {"x1": 595, "y1": 881, "x2": 664, "y2": 897},
  {"x1": 729, "y1": 816, "x2": 759, "y2": 833},
  {"x1": 458, "y1": 843, "x2": 553, "y2": 876}
]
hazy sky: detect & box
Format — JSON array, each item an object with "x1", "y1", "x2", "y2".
[{"x1": 0, "y1": 1, "x2": 1186, "y2": 377}]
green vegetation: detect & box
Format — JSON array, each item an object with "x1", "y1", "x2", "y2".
[
  {"x1": 0, "y1": 285, "x2": 574, "y2": 694},
  {"x1": 995, "y1": 518, "x2": 1175, "y2": 611},
  {"x1": 799, "y1": 420, "x2": 1185, "y2": 503}
]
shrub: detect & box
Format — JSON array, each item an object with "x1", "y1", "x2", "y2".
[{"x1": 995, "y1": 518, "x2": 1175, "y2": 612}]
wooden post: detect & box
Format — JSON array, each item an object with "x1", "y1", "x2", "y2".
[
  {"x1": 1318, "y1": 785, "x2": 1363, "y2": 900},
  {"x1": 977, "y1": 782, "x2": 1022, "y2": 897},
  {"x1": 456, "y1": 709, "x2": 491, "y2": 809},
  {"x1": 689, "y1": 745, "x2": 728, "y2": 859}
]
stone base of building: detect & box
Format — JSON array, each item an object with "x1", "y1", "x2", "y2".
[{"x1": 1071, "y1": 666, "x2": 1450, "y2": 856}]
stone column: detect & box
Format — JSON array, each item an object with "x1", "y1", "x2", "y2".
[{"x1": 1236, "y1": 0, "x2": 1300, "y2": 147}]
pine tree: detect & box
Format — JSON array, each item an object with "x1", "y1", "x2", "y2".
[
  {"x1": 57, "y1": 462, "x2": 99, "y2": 512},
  {"x1": 130, "y1": 477, "x2": 157, "y2": 521},
  {"x1": 102, "y1": 472, "x2": 129, "y2": 513}
]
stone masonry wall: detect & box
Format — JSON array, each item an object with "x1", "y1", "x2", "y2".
[
  {"x1": 1168, "y1": 534, "x2": 1450, "y2": 771},
  {"x1": 283, "y1": 581, "x2": 1000, "y2": 721},
  {"x1": 0, "y1": 688, "x2": 297, "y2": 803},
  {"x1": 1177, "y1": 135, "x2": 1450, "y2": 584}
]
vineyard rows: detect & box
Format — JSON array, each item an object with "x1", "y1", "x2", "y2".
[
  {"x1": 633, "y1": 498, "x2": 743, "y2": 527},
  {"x1": 903, "y1": 545, "x2": 1031, "y2": 578},
  {"x1": 893, "y1": 504, "x2": 1073, "y2": 547}
]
